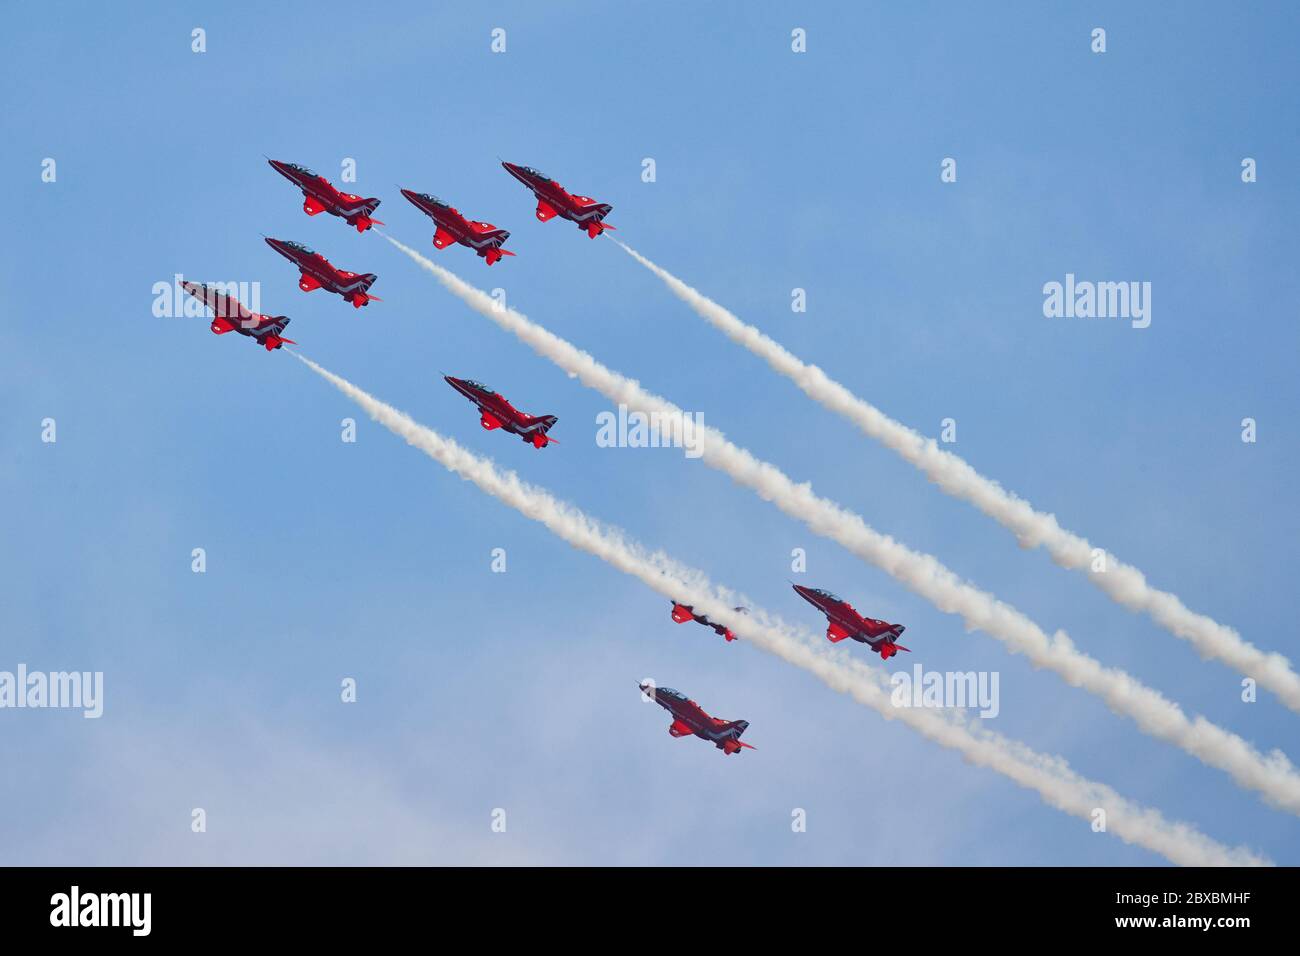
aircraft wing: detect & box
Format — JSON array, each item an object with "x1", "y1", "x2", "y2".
[
  {"x1": 433, "y1": 226, "x2": 459, "y2": 249},
  {"x1": 535, "y1": 199, "x2": 559, "y2": 222},
  {"x1": 668, "y1": 719, "x2": 694, "y2": 738},
  {"x1": 826, "y1": 621, "x2": 853, "y2": 642}
]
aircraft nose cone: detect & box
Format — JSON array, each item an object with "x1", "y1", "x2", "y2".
[{"x1": 401, "y1": 188, "x2": 415, "y2": 201}]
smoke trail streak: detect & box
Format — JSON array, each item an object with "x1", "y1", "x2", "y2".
[
  {"x1": 291, "y1": 351, "x2": 1269, "y2": 867},
  {"x1": 383, "y1": 234, "x2": 1300, "y2": 817},
  {"x1": 613, "y1": 240, "x2": 1300, "y2": 715}
]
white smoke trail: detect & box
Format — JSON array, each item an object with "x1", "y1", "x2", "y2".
[
  {"x1": 613, "y1": 241, "x2": 1300, "y2": 715},
  {"x1": 383, "y1": 234, "x2": 1300, "y2": 817},
  {"x1": 291, "y1": 351, "x2": 1269, "y2": 867}
]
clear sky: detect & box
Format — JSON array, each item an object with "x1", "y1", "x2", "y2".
[{"x1": 2, "y1": 1, "x2": 1297, "y2": 865}]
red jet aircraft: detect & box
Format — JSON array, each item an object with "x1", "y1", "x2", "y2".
[
  {"x1": 267, "y1": 159, "x2": 383, "y2": 233},
  {"x1": 181, "y1": 280, "x2": 294, "y2": 351},
  {"x1": 444, "y1": 376, "x2": 558, "y2": 449},
  {"x1": 640, "y1": 683, "x2": 754, "y2": 756},
  {"x1": 265, "y1": 238, "x2": 380, "y2": 308},
  {"x1": 400, "y1": 189, "x2": 515, "y2": 266},
  {"x1": 669, "y1": 601, "x2": 745, "y2": 642},
  {"x1": 501, "y1": 162, "x2": 614, "y2": 238},
  {"x1": 792, "y1": 584, "x2": 910, "y2": 660}
]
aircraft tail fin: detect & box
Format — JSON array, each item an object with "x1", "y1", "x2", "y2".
[
  {"x1": 720, "y1": 719, "x2": 750, "y2": 739},
  {"x1": 522, "y1": 415, "x2": 559, "y2": 447},
  {"x1": 525, "y1": 413, "x2": 559, "y2": 434},
  {"x1": 346, "y1": 275, "x2": 381, "y2": 308},
  {"x1": 347, "y1": 199, "x2": 383, "y2": 232},
  {"x1": 719, "y1": 722, "x2": 754, "y2": 754},
  {"x1": 883, "y1": 625, "x2": 908, "y2": 653}
]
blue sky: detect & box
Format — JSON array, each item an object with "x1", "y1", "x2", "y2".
[{"x1": 2, "y1": 1, "x2": 1297, "y2": 865}]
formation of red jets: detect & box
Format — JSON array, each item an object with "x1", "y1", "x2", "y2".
[
  {"x1": 184, "y1": 158, "x2": 916, "y2": 756},
  {"x1": 182, "y1": 157, "x2": 615, "y2": 442},
  {"x1": 183, "y1": 158, "x2": 615, "y2": 348},
  {"x1": 651, "y1": 586, "x2": 911, "y2": 755}
]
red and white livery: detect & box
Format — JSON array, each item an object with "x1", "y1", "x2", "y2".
[
  {"x1": 267, "y1": 159, "x2": 383, "y2": 233},
  {"x1": 400, "y1": 189, "x2": 515, "y2": 266},
  {"x1": 444, "y1": 376, "x2": 559, "y2": 449},
  {"x1": 180, "y1": 280, "x2": 294, "y2": 352},
  {"x1": 501, "y1": 162, "x2": 614, "y2": 239},
  {"x1": 793, "y1": 584, "x2": 911, "y2": 660},
  {"x1": 669, "y1": 601, "x2": 745, "y2": 642},
  {"x1": 264, "y1": 238, "x2": 380, "y2": 309},
  {"x1": 640, "y1": 683, "x2": 754, "y2": 756}
]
